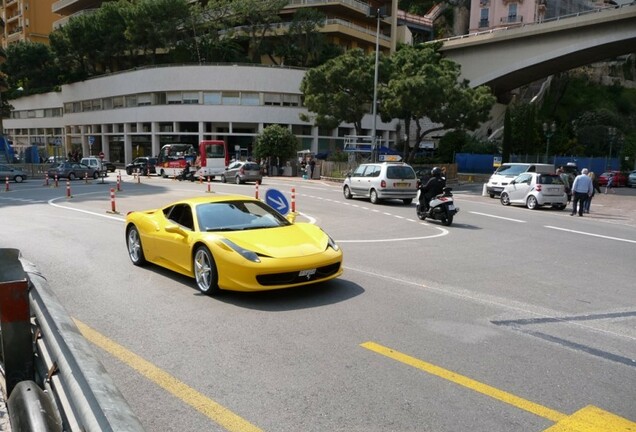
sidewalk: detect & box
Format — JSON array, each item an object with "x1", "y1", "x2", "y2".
[{"x1": 581, "y1": 188, "x2": 636, "y2": 226}]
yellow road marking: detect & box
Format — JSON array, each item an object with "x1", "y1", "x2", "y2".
[
  {"x1": 362, "y1": 342, "x2": 636, "y2": 431},
  {"x1": 75, "y1": 319, "x2": 263, "y2": 432},
  {"x1": 361, "y1": 341, "x2": 565, "y2": 423}
]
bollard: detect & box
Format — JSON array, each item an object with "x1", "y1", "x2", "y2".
[
  {"x1": 206, "y1": 177, "x2": 212, "y2": 193},
  {"x1": 5, "y1": 176, "x2": 9, "y2": 192},
  {"x1": 255, "y1": 182, "x2": 259, "y2": 200},
  {"x1": 136, "y1": 171, "x2": 140, "y2": 184},
  {"x1": 44, "y1": 173, "x2": 49, "y2": 187},
  {"x1": 55, "y1": 175, "x2": 59, "y2": 188},
  {"x1": 108, "y1": 188, "x2": 118, "y2": 214},
  {"x1": 0, "y1": 249, "x2": 34, "y2": 395},
  {"x1": 291, "y1": 187, "x2": 296, "y2": 213},
  {"x1": 66, "y1": 180, "x2": 72, "y2": 198},
  {"x1": 84, "y1": 172, "x2": 89, "y2": 184},
  {"x1": 117, "y1": 174, "x2": 122, "y2": 192}
]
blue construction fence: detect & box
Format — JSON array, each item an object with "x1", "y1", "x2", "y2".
[{"x1": 455, "y1": 153, "x2": 620, "y2": 175}]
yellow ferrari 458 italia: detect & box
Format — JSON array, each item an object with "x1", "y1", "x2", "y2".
[{"x1": 125, "y1": 195, "x2": 343, "y2": 295}]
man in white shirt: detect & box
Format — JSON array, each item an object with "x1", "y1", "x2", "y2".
[{"x1": 570, "y1": 168, "x2": 593, "y2": 216}]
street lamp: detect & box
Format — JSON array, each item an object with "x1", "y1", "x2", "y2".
[
  {"x1": 371, "y1": 7, "x2": 384, "y2": 162},
  {"x1": 607, "y1": 127, "x2": 616, "y2": 170},
  {"x1": 543, "y1": 121, "x2": 556, "y2": 163}
]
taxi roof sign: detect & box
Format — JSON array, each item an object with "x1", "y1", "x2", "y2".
[{"x1": 379, "y1": 154, "x2": 402, "y2": 162}]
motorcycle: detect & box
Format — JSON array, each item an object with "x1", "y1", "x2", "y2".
[
  {"x1": 416, "y1": 186, "x2": 459, "y2": 226},
  {"x1": 176, "y1": 168, "x2": 197, "y2": 182}
]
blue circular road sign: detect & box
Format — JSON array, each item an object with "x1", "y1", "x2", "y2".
[{"x1": 264, "y1": 189, "x2": 290, "y2": 215}]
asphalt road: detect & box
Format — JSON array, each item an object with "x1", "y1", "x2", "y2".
[{"x1": 1, "y1": 174, "x2": 635, "y2": 432}]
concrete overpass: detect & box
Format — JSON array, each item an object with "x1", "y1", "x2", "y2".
[{"x1": 439, "y1": 3, "x2": 636, "y2": 98}]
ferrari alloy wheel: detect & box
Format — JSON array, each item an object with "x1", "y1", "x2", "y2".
[
  {"x1": 127, "y1": 226, "x2": 147, "y2": 266},
  {"x1": 194, "y1": 246, "x2": 220, "y2": 295}
]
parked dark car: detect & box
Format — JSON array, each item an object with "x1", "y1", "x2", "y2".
[
  {"x1": 47, "y1": 162, "x2": 99, "y2": 180},
  {"x1": 126, "y1": 157, "x2": 157, "y2": 175},
  {"x1": 102, "y1": 160, "x2": 117, "y2": 172}
]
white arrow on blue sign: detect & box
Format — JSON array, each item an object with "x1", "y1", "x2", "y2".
[
  {"x1": 88, "y1": 135, "x2": 95, "y2": 145},
  {"x1": 264, "y1": 189, "x2": 289, "y2": 215}
]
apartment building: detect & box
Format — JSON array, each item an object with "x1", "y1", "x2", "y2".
[{"x1": 1, "y1": 0, "x2": 59, "y2": 46}]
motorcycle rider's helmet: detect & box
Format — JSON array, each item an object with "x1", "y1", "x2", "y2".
[{"x1": 431, "y1": 167, "x2": 441, "y2": 177}]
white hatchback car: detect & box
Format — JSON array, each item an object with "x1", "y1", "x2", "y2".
[
  {"x1": 500, "y1": 172, "x2": 567, "y2": 210},
  {"x1": 343, "y1": 162, "x2": 418, "y2": 205}
]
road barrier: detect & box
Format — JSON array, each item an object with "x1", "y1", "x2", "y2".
[{"x1": 0, "y1": 249, "x2": 145, "y2": 431}]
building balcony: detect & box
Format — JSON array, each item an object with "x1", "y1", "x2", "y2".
[
  {"x1": 285, "y1": 0, "x2": 371, "y2": 16},
  {"x1": 52, "y1": 0, "x2": 102, "y2": 16},
  {"x1": 478, "y1": 19, "x2": 490, "y2": 28},
  {"x1": 500, "y1": 15, "x2": 523, "y2": 24}
]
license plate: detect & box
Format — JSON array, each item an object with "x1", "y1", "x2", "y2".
[
  {"x1": 395, "y1": 182, "x2": 409, "y2": 188},
  {"x1": 448, "y1": 204, "x2": 455, "y2": 211},
  {"x1": 548, "y1": 188, "x2": 559, "y2": 192},
  {"x1": 299, "y1": 269, "x2": 316, "y2": 278}
]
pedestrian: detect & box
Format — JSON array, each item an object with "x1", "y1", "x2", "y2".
[
  {"x1": 308, "y1": 158, "x2": 316, "y2": 179},
  {"x1": 570, "y1": 168, "x2": 593, "y2": 216},
  {"x1": 557, "y1": 167, "x2": 572, "y2": 203},
  {"x1": 583, "y1": 171, "x2": 601, "y2": 213},
  {"x1": 604, "y1": 172, "x2": 615, "y2": 194}
]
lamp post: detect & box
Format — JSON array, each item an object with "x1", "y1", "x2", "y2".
[
  {"x1": 543, "y1": 121, "x2": 556, "y2": 163},
  {"x1": 607, "y1": 127, "x2": 616, "y2": 170},
  {"x1": 371, "y1": 7, "x2": 383, "y2": 162}
]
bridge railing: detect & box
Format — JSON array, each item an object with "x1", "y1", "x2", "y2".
[{"x1": 436, "y1": 1, "x2": 635, "y2": 43}]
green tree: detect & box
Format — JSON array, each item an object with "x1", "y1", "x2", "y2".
[
  {"x1": 253, "y1": 125, "x2": 298, "y2": 168},
  {"x1": 2, "y1": 42, "x2": 60, "y2": 94},
  {"x1": 300, "y1": 49, "x2": 377, "y2": 134},
  {"x1": 122, "y1": 0, "x2": 191, "y2": 65},
  {"x1": 380, "y1": 43, "x2": 495, "y2": 163},
  {"x1": 229, "y1": 0, "x2": 288, "y2": 64},
  {"x1": 266, "y1": 8, "x2": 330, "y2": 67}
]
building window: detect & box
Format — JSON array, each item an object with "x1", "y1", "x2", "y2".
[
  {"x1": 507, "y1": 3, "x2": 518, "y2": 22},
  {"x1": 263, "y1": 93, "x2": 282, "y2": 106},
  {"x1": 183, "y1": 92, "x2": 199, "y2": 104},
  {"x1": 137, "y1": 94, "x2": 152, "y2": 106},
  {"x1": 241, "y1": 92, "x2": 259, "y2": 106},
  {"x1": 283, "y1": 94, "x2": 300, "y2": 107},
  {"x1": 113, "y1": 96, "x2": 124, "y2": 108},
  {"x1": 479, "y1": 8, "x2": 489, "y2": 27},
  {"x1": 126, "y1": 95, "x2": 137, "y2": 107},
  {"x1": 103, "y1": 98, "x2": 113, "y2": 110},
  {"x1": 222, "y1": 91, "x2": 240, "y2": 105},
  {"x1": 167, "y1": 92, "x2": 182, "y2": 104},
  {"x1": 203, "y1": 92, "x2": 221, "y2": 105}
]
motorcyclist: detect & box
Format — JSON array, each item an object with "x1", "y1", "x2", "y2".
[
  {"x1": 181, "y1": 161, "x2": 192, "y2": 180},
  {"x1": 419, "y1": 167, "x2": 446, "y2": 211}
]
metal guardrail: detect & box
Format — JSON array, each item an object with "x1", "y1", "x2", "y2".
[{"x1": 0, "y1": 249, "x2": 145, "y2": 432}]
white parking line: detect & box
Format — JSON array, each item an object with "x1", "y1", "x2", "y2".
[{"x1": 545, "y1": 226, "x2": 636, "y2": 244}]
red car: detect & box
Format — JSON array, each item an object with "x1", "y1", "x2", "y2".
[{"x1": 598, "y1": 171, "x2": 627, "y2": 187}]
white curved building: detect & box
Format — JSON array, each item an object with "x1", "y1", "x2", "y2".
[{"x1": 5, "y1": 64, "x2": 398, "y2": 164}]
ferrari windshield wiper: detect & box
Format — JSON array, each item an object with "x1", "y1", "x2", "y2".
[{"x1": 206, "y1": 227, "x2": 241, "y2": 232}]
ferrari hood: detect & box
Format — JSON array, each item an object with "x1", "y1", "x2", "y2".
[{"x1": 219, "y1": 224, "x2": 329, "y2": 259}]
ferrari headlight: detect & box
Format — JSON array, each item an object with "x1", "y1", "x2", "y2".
[
  {"x1": 221, "y1": 239, "x2": 261, "y2": 263},
  {"x1": 327, "y1": 234, "x2": 340, "y2": 251}
]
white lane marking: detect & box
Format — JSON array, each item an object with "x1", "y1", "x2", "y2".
[
  {"x1": 46, "y1": 191, "x2": 449, "y2": 243},
  {"x1": 546, "y1": 226, "x2": 636, "y2": 244},
  {"x1": 48, "y1": 194, "x2": 125, "y2": 221},
  {"x1": 470, "y1": 211, "x2": 526, "y2": 223},
  {"x1": 345, "y1": 266, "x2": 636, "y2": 341},
  {"x1": 337, "y1": 227, "x2": 448, "y2": 243}
]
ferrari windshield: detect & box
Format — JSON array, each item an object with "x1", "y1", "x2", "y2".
[{"x1": 196, "y1": 200, "x2": 291, "y2": 232}]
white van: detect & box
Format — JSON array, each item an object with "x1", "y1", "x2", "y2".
[
  {"x1": 486, "y1": 163, "x2": 555, "y2": 198},
  {"x1": 80, "y1": 157, "x2": 106, "y2": 177}
]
